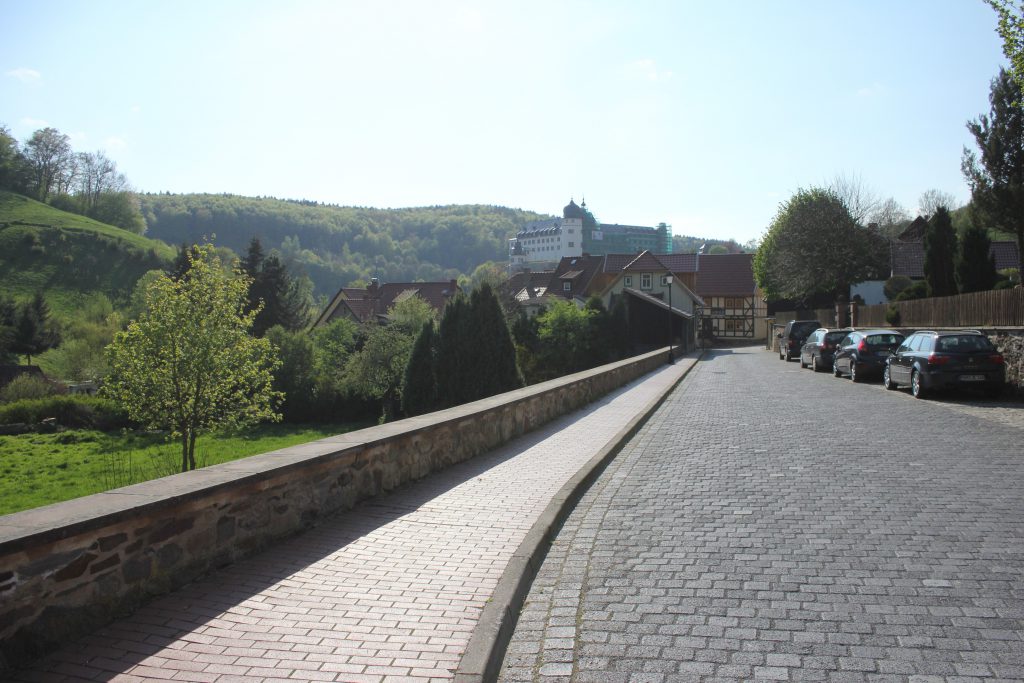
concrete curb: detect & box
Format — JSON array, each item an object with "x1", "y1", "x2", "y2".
[{"x1": 454, "y1": 352, "x2": 702, "y2": 682}]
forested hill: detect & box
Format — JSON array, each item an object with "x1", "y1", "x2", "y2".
[{"x1": 139, "y1": 193, "x2": 552, "y2": 296}]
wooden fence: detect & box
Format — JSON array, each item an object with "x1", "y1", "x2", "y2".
[{"x1": 857, "y1": 288, "x2": 1024, "y2": 328}]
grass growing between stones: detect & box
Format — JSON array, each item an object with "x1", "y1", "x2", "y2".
[{"x1": 0, "y1": 421, "x2": 370, "y2": 515}]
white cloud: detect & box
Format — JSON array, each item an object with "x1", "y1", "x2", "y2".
[
  {"x1": 621, "y1": 59, "x2": 673, "y2": 83},
  {"x1": 6, "y1": 67, "x2": 41, "y2": 83},
  {"x1": 856, "y1": 82, "x2": 884, "y2": 98},
  {"x1": 20, "y1": 117, "x2": 49, "y2": 128},
  {"x1": 103, "y1": 136, "x2": 127, "y2": 151}
]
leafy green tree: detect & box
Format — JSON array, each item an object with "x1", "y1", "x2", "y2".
[
  {"x1": 923, "y1": 207, "x2": 958, "y2": 297},
  {"x1": 23, "y1": 127, "x2": 74, "y2": 201},
  {"x1": 0, "y1": 125, "x2": 27, "y2": 193},
  {"x1": 45, "y1": 294, "x2": 122, "y2": 382},
  {"x1": 10, "y1": 292, "x2": 62, "y2": 364},
  {"x1": 753, "y1": 187, "x2": 887, "y2": 304},
  {"x1": 344, "y1": 323, "x2": 415, "y2": 422},
  {"x1": 265, "y1": 325, "x2": 317, "y2": 421},
  {"x1": 401, "y1": 321, "x2": 437, "y2": 417},
  {"x1": 103, "y1": 244, "x2": 282, "y2": 472},
  {"x1": 985, "y1": 1, "x2": 1024, "y2": 96},
  {"x1": 90, "y1": 191, "x2": 146, "y2": 234},
  {"x1": 388, "y1": 294, "x2": 436, "y2": 335},
  {"x1": 956, "y1": 224, "x2": 998, "y2": 293},
  {"x1": 962, "y1": 68, "x2": 1024, "y2": 278},
  {"x1": 535, "y1": 300, "x2": 597, "y2": 380}
]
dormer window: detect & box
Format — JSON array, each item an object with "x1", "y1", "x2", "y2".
[{"x1": 563, "y1": 282, "x2": 571, "y2": 292}]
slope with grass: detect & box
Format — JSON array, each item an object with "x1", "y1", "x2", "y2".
[{"x1": 0, "y1": 191, "x2": 175, "y2": 316}]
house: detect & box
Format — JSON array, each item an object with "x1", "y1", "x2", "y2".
[
  {"x1": 693, "y1": 253, "x2": 766, "y2": 340},
  {"x1": 503, "y1": 269, "x2": 555, "y2": 318},
  {"x1": 593, "y1": 252, "x2": 703, "y2": 353},
  {"x1": 545, "y1": 252, "x2": 698, "y2": 304},
  {"x1": 312, "y1": 278, "x2": 460, "y2": 328}
]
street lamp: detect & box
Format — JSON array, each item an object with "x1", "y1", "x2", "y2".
[{"x1": 666, "y1": 274, "x2": 675, "y2": 364}]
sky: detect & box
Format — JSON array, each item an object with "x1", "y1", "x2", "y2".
[{"x1": 0, "y1": 1, "x2": 1010, "y2": 245}]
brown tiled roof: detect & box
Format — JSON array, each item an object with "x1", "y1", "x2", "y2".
[
  {"x1": 313, "y1": 280, "x2": 460, "y2": 327},
  {"x1": 658, "y1": 253, "x2": 699, "y2": 273},
  {"x1": 622, "y1": 251, "x2": 667, "y2": 273},
  {"x1": 695, "y1": 253, "x2": 756, "y2": 297},
  {"x1": 549, "y1": 255, "x2": 606, "y2": 299},
  {"x1": 896, "y1": 216, "x2": 928, "y2": 242},
  {"x1": 991, "y1": 241, "x2": 1020, "y2": 270}
]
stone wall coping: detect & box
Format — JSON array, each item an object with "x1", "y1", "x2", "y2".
[{"x1": 0, "y1": 349, "x2": 665, "y2": 555}]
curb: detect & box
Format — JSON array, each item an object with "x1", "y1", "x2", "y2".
[{"x1": 454, "y1": 352, "x2": 702, "y2": 682}]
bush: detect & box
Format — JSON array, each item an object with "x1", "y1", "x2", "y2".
[
  {"x1": 0, "y1": 373, "x2": 57, "y2": 403},
  {"x1": 885, "y1": 305, "x2": 901, "y2": 326},
  {"x1": 0, "y1": 395, "x2": 132, "y2": 430},
  {"x1": 883, "y1": 275, "x2": 913, "y2": 301},
  {"x1": 894, "y1": 280, "x2": 929, "y2": 302}
]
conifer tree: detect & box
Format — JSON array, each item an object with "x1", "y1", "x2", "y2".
[
  {"x1": 956, "y1": 224, "x2": 998, "y2": 293},
  {"x1": 435, "y1": 294, "x2": 472, "y2": 406},
  {"x1": 468, "y1": 283, "x2": 522, "y2": 400},
  {"x1": 401, "y1": 321, "x2": 438, "y2": 417},
  {"x1": 10, "y1": 292, "x2": 61, "y2": 364},
  {"x1": 923, "y1": 207, "x2": 958, "y2": 297}
]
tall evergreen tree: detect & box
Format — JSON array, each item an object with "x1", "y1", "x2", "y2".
[
  {"x1": 962, "y1": 68, "x2": 1024, "y2": 278},
  {"x1": 243, "y1": 237, "x2": 309, "y2": 336},
  {"x1": 956, "y1": 224, "x2": 998, "y2": 293},
  {"x1": 467, "y1": 283, "x2": 522, "y2": 400},
  {"x1": 923, "y1": 207, "x2": 958, "y2": 297},
  {"x1": 401, "y1": 321, "x2": 438, "y2": 417},
  {"x1": 435, "y1": 294, "x2": 472, "y2": 407},
  {"x1": 10, "y1": 292, "x2": 61, "y2": 364},
  {"x1": 169, "y1": 242, "x2": 196, "y2": 280}
]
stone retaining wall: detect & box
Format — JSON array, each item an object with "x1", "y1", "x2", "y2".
[{"x1": 0, "y1": 349, "x2": 671, "y2": 670}]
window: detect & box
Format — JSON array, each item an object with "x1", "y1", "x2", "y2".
[
  {"x1": 724, "y1": 319, "x2": 737, "y2": 332},
  {"x1": 568, "y1": 242, "x2": 574, "y2": 247},
  {"x1": 562, "y1": 281, "x2": 571, "y2": 291},
  {"x1": 724, "y1": 297, "x2": 744, "y2": 309},
  {"x1": 624, "y1": 276, "x2": 632, "y2": 287},
  {"x1": 641, "y1": 273, "x2": 652, "y2": 290}
]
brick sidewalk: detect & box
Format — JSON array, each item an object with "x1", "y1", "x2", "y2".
[{"x1": 8, "y1": 356, "x2": 696, "y2": 683}]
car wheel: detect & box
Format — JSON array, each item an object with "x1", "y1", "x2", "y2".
[
  {"x1": 832, "y1": 358, "x2": 841, "y2": 377},
  {"x1": 911, "y1": 369, "x2": 926, "y2": 399},
  {"x1": 800, "y1": 355, "x2": 807, "y2": 369},
  {"x1": 850, "y1": 363, "x2": 859, "y2": 383},
  {"x1": 779, "y1": 347, "x2": 785, "y2": 360},
  {"x1": 883, "y1": 366, "x2": 897, "y2": 390}
]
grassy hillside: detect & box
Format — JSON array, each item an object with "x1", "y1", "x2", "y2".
[{"x1": 0, "y1": 191, "x2": 175, "y2": 317}]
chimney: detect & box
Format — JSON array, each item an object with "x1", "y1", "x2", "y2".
[{"x1": 368, "y1": 277, "x2": 379, "y2": 296}]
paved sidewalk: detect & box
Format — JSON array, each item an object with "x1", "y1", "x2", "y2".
[{"x1": 8, "y1": 355, "x2": 697, "y2": 683}]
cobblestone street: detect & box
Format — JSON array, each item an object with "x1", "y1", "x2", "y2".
[{"x1": 499, "y1": 345, "x2": 1024, "y2": 682}]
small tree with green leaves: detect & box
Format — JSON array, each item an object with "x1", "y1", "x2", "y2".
[{"x1": 103, "y1": 244, "x2": 282, "y2": 472}]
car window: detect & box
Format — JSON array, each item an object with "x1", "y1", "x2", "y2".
[
  {"x1": 867, "y1": 334, "x2": 903, "y2": 347},
  {"x1": 912, "y1": 335, "x2": 933, "y2": 352},
  {"x1": 937, "y1": 335, "x2": 994, "y2": 352},
  {"x1": 897, "y1": 335, "x2": 916, "y2": 353},
  {"x1": 792, "y1": 322, "x2": 819, "y2": 337},
  {"x1": 825, "y1": 331, "x2": 847, "y2": 344},
  {"x1": 839, "y1": 334, "x2": 853, "y2": 347}
]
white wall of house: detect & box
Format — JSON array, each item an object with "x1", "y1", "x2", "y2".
[
  {"x1": 851, "y1": 280, "x2": 887, "y2": 305},
  {"x1": 509, "y1": 216, "x2": 584, "y2": 266}
]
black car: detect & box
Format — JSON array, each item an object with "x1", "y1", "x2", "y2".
[
  {"x1": 777, "y1": 320, "x2": 821, "y2": 362},
  {"x1": 799, "y1": 327, "x2": 851, "y2": 372},
  {"x1": 833, "y1": 329, "x2": 906, "y2": 382},
  {"x1": 883, "y1": 330, "x2": 1006, "y2": 398}
]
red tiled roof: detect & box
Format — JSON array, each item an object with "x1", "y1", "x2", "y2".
[
  {"x1": 991, "y1": 241, "x2": 1020, "y2": 270},
  {"x1": 313, "y1": 280, "x2": 460, "y2": 327},
  {"x1": 621, "y1": 251, "x2": 666, "y2": 273},
  {"x1": 658, "y1": 253, "x2": 699, "y2": 273},
  {"x1": 695, "y1": 253, "x2": 756, "y2": 297},
  {"x1": 891, "y1": 240, "x2": 1019, "y2": 278},
  {"x1": 549, "y1": 255, "x2": 606, "y2": 299}
]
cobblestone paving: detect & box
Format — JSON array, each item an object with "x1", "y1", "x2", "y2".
[
  {"x1": 8, "y1": 359, "x2": 695, "y2": 683},
  {"x1": 499, "y1": 345, "x2": 1024, "y2": 682}
]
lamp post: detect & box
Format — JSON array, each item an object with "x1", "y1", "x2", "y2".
[{"x1": 666, "y1": 274, "x2": 675, "y2": 364}]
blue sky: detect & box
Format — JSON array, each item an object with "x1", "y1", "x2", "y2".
[{"x1": 0, "y1": 1, "x2": 1009, "y2": 244}]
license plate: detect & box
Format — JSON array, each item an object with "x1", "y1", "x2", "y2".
[{"x1": 960, "y1": 374, "x2": 985, "y2": 382}]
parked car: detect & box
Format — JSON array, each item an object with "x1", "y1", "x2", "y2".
[
  {"x1": 800, "y1": 327, "x2": 851, "y2": 372},
  {"x1": 833, "y1": 329, "x2": 906, "y2": 382},
  {"x1": 777, "y1": 320, "x2": 821, "y2": 361},
  {"x1": 883, "y1": 329, "x2": 1006, "y2": 398}
]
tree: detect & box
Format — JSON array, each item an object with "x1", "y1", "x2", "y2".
[
  {"x1": 753, "y1": 187, "x2": 887, "y2": 304},
  {"x1": 401, "y1": 321, "x2": 437, "y2": 417},
  {"x1": 828, "y1": 172, "x2": 879, "y2": 225},
  {"x1": 956, "y1": 224, "x2": 998, "y2": 293},
  {"x1": 435, "y1": 295, "x2": 473, "y2": 406},
  {"x1": 0, "y1": 125, "x2": 27, "y2": 192},
  {"x1": 103, "y1": 244, "x2": 282, "y2": 472},
  {"x1": 535, "y1": 300, "x2": 597, "y2": 380},
  {"x1": 344, "y1": 323, "x2": 415, "y2": 422},
  {"x1": 985, "y1": 1, "x2": 1024, "y2": 97},
  {"x1": 962, "y1": 68, "x2": 1024, "y2": 278},
  {"x1": 90, "y1": 191, "x2": 146, "y2": 234},
  {"x1": 242, "y1": 237, "x2": 310, "y2": 336},
  {"x1": 918, "y1": 189, "x2": 959, "y2": 218},
  {"x1": 923, "y1": 207, "x2": 958, "y2": 297},
  {"x1": 265, "y1": 325, "x2": 317, "y2": 421},
  {"x1": 74, "y1": 151, "x2": 127, "y2": 211},
  {"x1": 23, "y1": 127, "x2": 74, "y2": 202},
  {"x1": 9, "y1": 292, "x2": 61, "y2": 364},
  {"x1": 869, "y1": 197, "x2": 910, "y2": 235}
]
